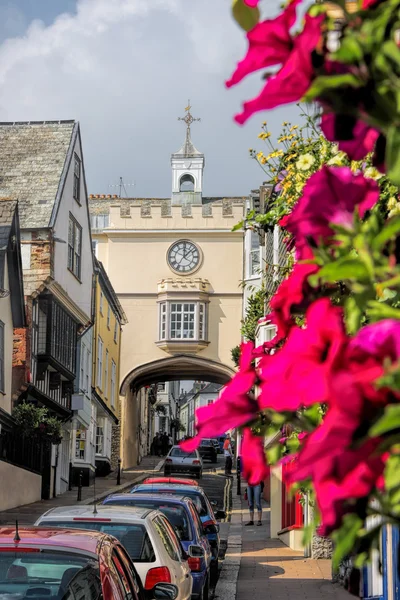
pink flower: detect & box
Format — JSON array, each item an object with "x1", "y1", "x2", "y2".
[
  {"x1": 259, "y1": 298, "x2": 346, "y2": 411},
  {"x1": 265, "y1": 260, "x2": 319, "y2": 347},
  {"x1": 233, "y1": 14, "x2": 324, "y2": 124},
  {"x1": 181, "y1": 343, "x2": 258, "y2": 452},
  {"x1": 284, "y1": 166, "x2": 380, "y2": 259},
  {"x1": 241, "y1": 428, "x2": 270, "y2": 485},
  {"x1": 226, "y1": 0, "x2": 300, "y2": 88},
  {"x1": 321, "y1": 113, "x2": 380, "y2": 161},
  {"x1": 244, "y1": 0, "x2": 259, "y2": 5}
]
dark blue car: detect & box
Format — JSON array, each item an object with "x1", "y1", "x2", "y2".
[
  {"x1": 129, "y1": 484, "x2": 226, "y2": 573},
  {"x1": 103, "y1": 493, "x2": 212, "y2": 599}
]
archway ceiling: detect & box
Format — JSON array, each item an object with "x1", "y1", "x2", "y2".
[{"x1": 120, "y1": 354, "x2": 235, "y2": 395}]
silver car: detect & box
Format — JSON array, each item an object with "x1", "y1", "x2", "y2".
[{"x1": 164, "y1": 446, "x2": 203, "y2": 479}]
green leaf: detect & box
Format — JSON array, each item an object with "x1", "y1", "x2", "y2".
[
  {"x1": 318, "y1": 257, "x2": 369, "y2": 282},
  {"x1": 384, "y1": 454, "x2": 400, "y2": 492},
  {"x1": 367, "y1": 300, "x2": 400, "y2": 321},
  {"x1": 381, "y1": 40, "x2": 400, "y2": 71},
  {"x1": 386, "y1": 125, "x2": 400, "y2": 186},
  {"x1": 369, "y1": 404, "x2": 400, "y2": 436},
  {"x1": 331, "y1": 513, "x2": 363, "y2": 571},
  {"x1": 232, "y1": 0, "x2": 260, "y2": 31},
  {"x1": 333, "y1": 36, "x2": 364, "y2": 63},
  {"x1": 266, "y1": 443, "x2": 283, "y2": 466},
  {"x1": 302, "y1": 74, "x2": 363, "y2": 102},
  {"x1": 345, "y1": 296, "x2": 364, "y2": 334},
  {"x1": 232, "y1": 220, "x2": 244, "y2": 232},
  {"x1": 372, "y1": 214, "x2": 400, "y2": 250}
]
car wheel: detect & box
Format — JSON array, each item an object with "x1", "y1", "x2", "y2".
[{"x1": 210, "y1": 558, "x2": 219, "y2": 582}]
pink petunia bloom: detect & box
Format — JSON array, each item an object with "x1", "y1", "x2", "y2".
[
  {"x1": 321, "y1": 113, "x2": 380, "y2": 161},
  {"x1": 226, "y1": 0, "x2": 300, "y2": 88},
  {"x1": 241, "y1": 428, "x2": 270, "y2": 485},
  {"x1": 284, "y1": 166, "x2": 380, "y2": 259},
  {"x1": 244, "y1": 0, "x2": 260, "y2": 6},
  {"x1": 258, "y1": 298, "x2": 346, "y2": 411},
  {"x1": 181, "y1": 343, "x2": 258, "y2": 452},
  {"x1": 265, "y1": 259, "x2": 319, "y2": 347},
  {"x1": 234, "y1": 13, "x2": 324, "y2": 124}
]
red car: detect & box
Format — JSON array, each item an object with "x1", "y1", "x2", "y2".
[
  {"x1": 143, "y1": 476, "x2": 199, "y2": 487},
  {"x1": 0, "y1": 527, "x2": 178, "y2": 600}
]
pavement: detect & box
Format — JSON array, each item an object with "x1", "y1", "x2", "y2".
[
  {"x1": 0, "y1": 454, "x2": 164, "y2": 525},
  {"x1": 215, "y1": 475, "x2": 353, "y2": 600}
]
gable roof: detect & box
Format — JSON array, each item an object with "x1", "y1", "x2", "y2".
[{"x1": 0, "y1": 121, "x2": 77, "y2": 229}]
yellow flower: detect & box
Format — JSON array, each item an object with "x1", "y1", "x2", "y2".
[
  {"x1": 257, "y1": 151, "x2": 264, "y2": 160},
  {"x1": 388, "y1": 196, "x2": 398, "y2": 210},
  {"x1": 258, "y1": 132, "x2": 271, "y2": 140},
  {"x1": 296, "y1": 153, "x2": 316, "y2": 171},
  {"x1": 389, "y1": 204, "x2": 400, "y2": 218},
  {"x1": 296, "y1": 182, "x2": 305, "y2": 193},
  {"x1": 282, "y1": 121, "x2": 289, "y2": 126},
  {"x1": 327, "y1": 151, "x2": 346, "y2": 166},
  {"x1": 289, "y1": 125, "x2": 298, "y2": 131},
  {"x1": 260, "y1": 157, "x2": 268, "y2": 164},
  {"x1": 364, "y1": 167, "x2": 383, "y2": 180}
]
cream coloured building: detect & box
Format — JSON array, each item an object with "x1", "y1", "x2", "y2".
[{"x1": 89, "y1": 110, "x2": 245, "y2": 468}]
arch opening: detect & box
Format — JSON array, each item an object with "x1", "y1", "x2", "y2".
[
  {"x1": 119, "y1": 355, "x2": 235, "y2": 469},
  {"x1": 179, "y1": 174, "x2": 195, "y2": 192}
]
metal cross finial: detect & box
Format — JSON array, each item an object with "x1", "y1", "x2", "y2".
[{"x1": 178, "y1": 100, "x2": 201, "y2": 130}]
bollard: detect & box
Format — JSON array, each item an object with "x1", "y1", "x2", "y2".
[
  {"x1": 77, "y1": 470, "x2": 83, "y2": 502},
  {"x1": 117, "y1": 458, "x2": 121, "y2": 486},
  {"x1": 236, "y1": 456, "x2": 241, "y2": 496}
]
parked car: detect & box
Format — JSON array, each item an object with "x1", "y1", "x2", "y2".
[
  {"x1": 35, "y1": 506, "x2": 192, "y2": 600},
  {"x1": 0, "y1": 526, "x2": 178, "y2": 600},
  {"x1": 144, "y1": 477, "x2": 199, "y2": 487},
  {"x1": 104, "y1": 493, "x2": 212, "y2": 599},
  {"x1": 130, "y1": 484, "x2": 226, "y2": 572},
  {"x1": 164, "y1": 446, "x2": 203, "y2": 479},
  {"x1": 198, "y1": 440, "x2": 217, "y2": 463}
]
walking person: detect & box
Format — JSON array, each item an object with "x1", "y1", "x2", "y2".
[
  {"x1": 223, "y1": 434, "x2": 233, "y2": 476},
  {"x1": 155, "y1": 433, "x2": 162, "y2": 457},
  {"x1": 162, "y1": 432, "x2": 169, "y2": 456},
  {"x1": 244, "y1": 481, "x2": 264, "y2": 526}
]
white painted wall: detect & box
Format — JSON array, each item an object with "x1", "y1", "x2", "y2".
[
  {"x1": 53, "y1": 133, "x2": 93, "y2": 322},
  {"x1": 172, "y1": 156, "x2": 204, "y2": 193},
  {"x1": 0, "y1": 262, "x2": 14, "y2": 414},
  {"x1": 0, "y1": 460, "x2": 41, "y2": 510}
]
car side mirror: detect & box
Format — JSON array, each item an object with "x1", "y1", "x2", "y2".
[
  {"x1": 188, "y1": 544, "x2": 205, "y2": 558},
  {"x1": 215, "y1": 510, "x2": 226, "y2": 520},
  {"x1": 152, "y1": 583, "x2": 179, "y2": 600}
]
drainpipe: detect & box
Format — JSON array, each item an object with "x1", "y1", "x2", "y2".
[
  {"x1": 53, "y1": 444, "x2": 59, "y2": 498},
  {"x1": 304, "y1": 494, "x2": 312, "y2": 558}
]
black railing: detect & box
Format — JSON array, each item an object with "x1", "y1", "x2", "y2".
[{"x1": 0, "y1": 430, "x2": 46, "y2": 475}]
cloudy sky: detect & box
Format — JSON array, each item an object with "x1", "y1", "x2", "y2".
[{"x1": 0, "y1": 0, "x2": 303, "y2": 197}]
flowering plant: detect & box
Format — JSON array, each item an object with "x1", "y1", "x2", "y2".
[{"x1": 181, "y1": 0, "x2": 400, "y2": 569}]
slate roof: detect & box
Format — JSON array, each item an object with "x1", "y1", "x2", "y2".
[{"x1": 0, "y1": 121, "x2": 76, "y2": 228}]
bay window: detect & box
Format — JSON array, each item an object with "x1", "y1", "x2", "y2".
[{"x1": 158, "y1": 301, "x2": 207, "y2": 341}]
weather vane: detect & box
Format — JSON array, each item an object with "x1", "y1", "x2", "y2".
[{"x1": 178, "y1": 100, "x2": 201, "y2": 131}]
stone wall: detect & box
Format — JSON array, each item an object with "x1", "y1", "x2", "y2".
[
  {"x1": 111, "y1": 421, "x2": 121, "y2": 471},
  {"x1": 311, "y1": 534, "x2": 333, "y2": 559}
]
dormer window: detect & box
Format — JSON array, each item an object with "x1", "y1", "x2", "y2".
[{"x1": 180, "y1": 174, "x2": 195, "y2": 192}]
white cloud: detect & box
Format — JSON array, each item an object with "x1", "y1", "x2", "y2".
[{"x1": 0, "y1": 0, "x2": 301, "y2": 196}]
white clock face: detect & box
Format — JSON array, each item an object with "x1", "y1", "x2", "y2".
[{"x1": 168, "y1": 240, "x2": 200, "y2": 274}]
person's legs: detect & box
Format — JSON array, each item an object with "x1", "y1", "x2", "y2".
[
  {"x1": 225, "y1": 455, "x2": 232, "y2": 475},
  {"x1": 254, "y1": 484, "x2": 262, "y2": 525},
  {"x1": 245, "y1": 486, "x2": 254, "y2": 525}
]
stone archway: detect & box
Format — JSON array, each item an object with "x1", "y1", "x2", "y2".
[{"x1": 119, "y1": 355, "x2": 235, "y2": 469}]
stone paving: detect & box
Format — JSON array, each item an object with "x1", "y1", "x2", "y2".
[
  {"x1": 0, "y1": 455, "x2": 163, "y2": 525},
  {"x1": 236, "y1": 497, "x2": 353, "y2": 600}
]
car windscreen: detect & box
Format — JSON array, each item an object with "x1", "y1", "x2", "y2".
[
  {"x1": 104, "y1": 499, "x2": 192, "y2": 541},
  {"x1": 0, "y1": 549, "x2": 101, "y2": 600},
  {"x1": 170, "y1": 448, "x2": 197, "y2": 458},
  {"x1": 200, "y1": 440, "x2": 213, "y2": 446},
  {"x1": 134, "y1": 489, "x2": 208, "y2": 517},
  {"x1": 42, "y1": 522, "x2": 155, "y2": 563}
]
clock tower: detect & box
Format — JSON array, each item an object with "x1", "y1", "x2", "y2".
[{"x1": 171, "y1": 103, "x2": 204, "y2": 206}]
